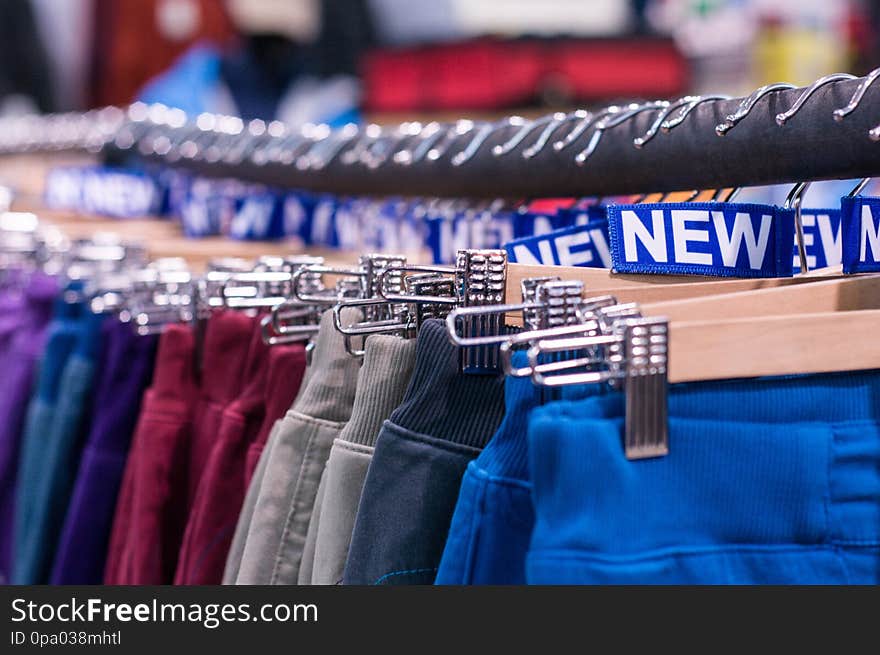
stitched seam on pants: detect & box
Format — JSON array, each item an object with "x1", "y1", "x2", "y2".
[
  {"x1": 373, "y1": 567, "x2": 438, "y2": 585},
  {"x1": 270, "y1": 426, "x2": 320, "y2": 584},
  {"x1": 529, "y1": 544, "x2": 838, "y2": 564}
]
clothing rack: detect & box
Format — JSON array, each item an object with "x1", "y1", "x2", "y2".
[{"x1": 3, "y1": 73, "x2": 880, "y2": 198}]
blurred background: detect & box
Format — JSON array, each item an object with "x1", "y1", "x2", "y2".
[{"x1": 2, "y1": 0, "x2": 878, "y2": 126}]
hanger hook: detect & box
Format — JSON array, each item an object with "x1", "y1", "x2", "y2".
[
  {"x1": 364, "y1": 121, "x2": 425, "y2": 169},
  {"x1": 399, "y1": 122, "x2": 448, "y2": 165},
  {"x1": 392, "y1": 121, "x2": 440, "y2": 165},
  {"x1": 775, "y1": 73, "x2": 856, "y2": 125},
  {"x1": 833, "y1": 67, "x2": 880, "y2": 122},
  {"x1": 452, "y1": 117, "x2": 521, "y2": 166},
  {"x1": 552, "y1": 107, "x2": 615, "y2": 151},
  {"x1": 336, "y1": 123, "x2": 382, "y2": 167},
  {"x1": 783, "y1": 181, "x2": 811, "y2": 274},
  {"x1": 426, "y1": 120, "x2": 476, "y2": 162},
  {"x1": 491, "y1": 115, "x2": 548, "y2": 157},
  {"x1": 847, "y1": 177, "x2": 872, "y2": 197},
  {"x1": 633, "y1": 95, "x2": 698, "y2": 148},
  {"x1": 716, "y1": 83, "x2": 796, "y2": 136},
  {"x1": 660, "y1": 94, "x2": 730, "y2": 133},
  {"x1": 575, "y1": 101, "x2": 669, "y2": 165},
  {"x1": 522, "y1": 111, "x2": 584, "y2": 159},
  {"x1": 301, "y1": 123, "x2": 359, "y2": 170}
]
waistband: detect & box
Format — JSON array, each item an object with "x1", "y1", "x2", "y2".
[
  {"x1": 528, "y1": 370, "x2": 880, "y2": 553},
  {"x1": 388, "y1": 320, "x2": 505, "y2": 449}
]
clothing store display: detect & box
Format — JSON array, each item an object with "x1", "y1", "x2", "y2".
[
  {"x1": 526, "y1": 372, "x2": 880, "y2": 584},
  {"x1": 11, "y1": 301, "x2": 83, "y2": 584},
  {"x1": 186, "y1": 310, "x2": 256, "y2": 510},
  {"x1": 7, "y1": 60, "x2": 880, "y2": 593},
  {"x1": 222, "y1": 421, "x2": 278, "y2": 585},
  {"x1": 104, "y1": 323, "x2": 198, "y2": 585},
  {"x1": 0, "y1": 272, "x2": 57, "y2": 583},
  {"x1": 246, "y1": 343, "x2": 308, "y2": 485},
  {"x1": 435, "y1": 352, "x2": 540, "y2": 585},
  {"x1": 50, "y1": 321, "x2": 157, "y2": 584},
  {"x1": 303, "y1": 335, "x2": 417, "y2": 584},
  {"x1": 174, "y1": 323, "x2": 270, "y2": 585},
  {"x1": 13, "y1": 310, "x2": 105, "y2": 584},
  {"x1": 343, "y1": 320, "x2": 506, "y2": 585},
  {"x1": 232, "y1": 308, "x2": 361, "y2": 585}
]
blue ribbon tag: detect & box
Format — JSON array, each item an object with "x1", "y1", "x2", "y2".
[
  {"x1": 45, "y1": 166, "x2": 163, "y2": 218},
  {"x1": 504, "y1": 219, "x2": 612, "y2": 268},
  {"x1": 512, "y1": 209, "x2": 581, "y2": 239},
  {"x1": 229, "y1": 191, "x2": 284, "y2": 241},
  {"x1": 309, "y1": 195, "x2": 339, "y2": 247},
  {"x1": 793, "y1": 209, "x2": 841, "y2": 271},
  {"x1": 179, "y1": 177, "x2": 240, "y2": 237},
  {"x1": 44, "y1": 167, "x2": 84, "y2": 210},
  {"x1": 841, "y1": 196, "x2": 880, "y2": 273},
  {"x1": 606, "y1": 203, "x2": 795, "y2": 277}
]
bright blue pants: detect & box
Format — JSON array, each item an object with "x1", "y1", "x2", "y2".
[{"x1": 527, "y1": 371, "x2": 880, "y2": 584}]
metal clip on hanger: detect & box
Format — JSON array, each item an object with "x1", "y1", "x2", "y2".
[
  {"x1": 528, "y1": 314, "x2": 670, "y2": 460},
  {"x1": 331, "y1": 270, "x2": 456, "y2": 342},
  {"x1": 446, "y1": 276, "x2": 582, "y2": 348},
  {"x1": 308, "y1": 253, "x2": 407, "y2": 356},
  {"x1": 125, "y1": 265, "x2": 197, "y2": 336},
  {"x1": 450, "y1": 249, "x2": 508, "y2": 373},
  {"x1": 499, "y1": 296, "x2": 638, "y2": 378},
  {"x1": 374, "y1": 249, "x2": 507, "y2": 372}
]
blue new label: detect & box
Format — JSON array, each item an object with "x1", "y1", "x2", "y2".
[
  {"x1": 606, "y1": 203, "x2": 795, "y2": 278},
  {"x1": 841, "y1": 196, "x2": 880, "y2": 274},
  {"x1": 792, "y1": 209, "x2": 841, "y2": 271},
  {"x1": 504, "y1": 219, "x2": 611, "y2": 268}
]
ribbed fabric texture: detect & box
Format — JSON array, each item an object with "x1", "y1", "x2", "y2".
[
  {"x1": 291, "y1": 309, "x2": 362, "y2": 423},
  {"x1": 299, "y1": 335, "x2": 417, "y2": 585},
  {"x1": 342, "y1": 321, "x2": 506, "y2": 585},
  {"x1": 526, "y1": 370, "x2": 880, "y2": 584},
  {"x1": 435, "y1": 352, "x2": 539, "y2": 585},
  {"x1": 340, "y1": 335, "x2": 417, "y2": 447},
  {"x1": 231, "y1": 308, "x2": 361, "y2": 585},
  {"x1": 389, "y1": 320, "x2": 505, "y2": 449}
]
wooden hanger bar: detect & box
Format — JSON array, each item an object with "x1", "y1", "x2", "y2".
[
  {"x1": 644, "y1": 274, "x2": 880, "y2": 321},
  {"x1": 668, "y1": 310, "x2": 880, "y2": 383},
  {"x1": 505, "y1": 263, "x2": 845, "y2": 325}
]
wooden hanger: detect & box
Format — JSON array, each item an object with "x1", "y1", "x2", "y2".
[
  {"x1": 667, "y1": 309, "x2": 880, "y2": 383},
  {"x1": 643, "y1": 273, "x2": 880, "y2": 322},
  {"x1": 505, "y1": 262, "x2": 846, "y2": 326}
]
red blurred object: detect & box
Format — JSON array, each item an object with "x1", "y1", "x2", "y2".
[
  {"x1": 363, "y1": 37, "x2": 689, "y2": 112},
  {"x1": 90, "y1": 0, "x2": 235, "y2": 107}
]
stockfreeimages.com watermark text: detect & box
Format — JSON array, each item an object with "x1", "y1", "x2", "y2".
[{"x1": 11, "y1": 597, "x2": 317, "y2": 630}]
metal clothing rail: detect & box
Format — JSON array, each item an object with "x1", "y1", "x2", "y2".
[{"x1": 3, "y1": 71, "x2": 880, "y2": 198}]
